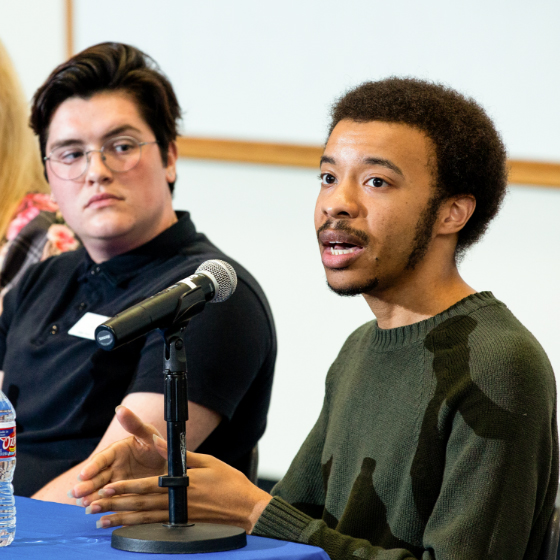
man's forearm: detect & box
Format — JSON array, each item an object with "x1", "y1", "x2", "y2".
[
  {"x1": 39, "y1": 393, "x2": 169, "y2": 504},
  {"x1": 32, "y1": 461, "x2": 87, "y2": 504},
  {"x1": 253, "y1": 497, "x2": 418, "y2": 560}
]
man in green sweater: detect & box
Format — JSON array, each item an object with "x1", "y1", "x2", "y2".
[{"x1": 72, "y1": 78, "x2": 558, "y2": 559}]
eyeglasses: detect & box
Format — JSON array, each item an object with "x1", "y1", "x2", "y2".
[{"x1": 44, "y1": 136, "x2": 159, "y2": 181}]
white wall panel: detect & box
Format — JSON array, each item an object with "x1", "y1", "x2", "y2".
[
  {"x1": 173, "y1": 159, "x2": 373, "y2": 478},
  {"x1": 174, "y1": 159, "x2": 560, "y2": 478},
  {"x1": 75, "y1": 0, "x2": 560, "y2": 159},
  {"x1": 0, "y1": 0, "x2": 66, "y2": 101}
]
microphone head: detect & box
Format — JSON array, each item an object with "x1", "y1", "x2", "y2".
[{"x1": 196, "y1": 260, "x2": 237, "y2": 303}]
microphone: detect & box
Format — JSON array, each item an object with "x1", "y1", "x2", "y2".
[{"x1": 95, "y1": 259, "x2": 237, "y2": 350}]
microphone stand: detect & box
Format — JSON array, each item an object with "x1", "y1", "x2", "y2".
[
  {"x1": 160, "y1": 326, "x2": 191, "y2": 527},
  {"x1": 111, "y1": 297, "x2": 246, "y2": 553}
]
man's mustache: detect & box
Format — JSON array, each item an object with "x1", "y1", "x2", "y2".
[{"x1": 316, "y1": 220, "x2": 370, "y2": 246}]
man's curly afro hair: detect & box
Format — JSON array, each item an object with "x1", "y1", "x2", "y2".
[{"x1": 329, "y1": 78, "x2": 508, "y2": 256}]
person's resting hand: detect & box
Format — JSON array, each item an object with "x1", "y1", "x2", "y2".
[
  {"x1": 87, "y1": 448, "x2": 272, "y2": 533},
  {"x1": 70, "y1": 405, "x2": 167, "y2": 507}
]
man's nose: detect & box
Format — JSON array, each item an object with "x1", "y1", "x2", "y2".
[
  {"x1": 322, "y1": 179, "x2": 360, "y2": 219},
  {"x1": 85, "y1": 150, "x2": 112, "y2": 184}
]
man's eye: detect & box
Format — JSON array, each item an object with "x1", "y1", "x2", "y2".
[
  {"x1": 110, "y1": 140, "x2": 136, "y2": 154},
  {"x1": 57, "y1": 149, "x2": 84, "y2": 163},
  {"x1": 366, "y1": 177, "x2": 388, "y2": 188},
  {"x1": 320, "y1": 173, "x2": 336, "y2": 185}
]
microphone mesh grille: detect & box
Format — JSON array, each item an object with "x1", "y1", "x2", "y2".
[{"x1": 196, "y1": 260, "x2": 237, "y2": 303}]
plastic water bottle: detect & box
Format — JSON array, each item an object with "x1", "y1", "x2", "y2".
[{"x1": 0, "y1": 390, "x2": 16, "y2": 546}]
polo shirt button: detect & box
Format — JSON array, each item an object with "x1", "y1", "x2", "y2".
[
  {"x1": 50, "y1": 325, "x2": 58, "y2": 334},
  {"x1": 90, "y1": 270, "x2": 95, "y2": 275},
  {"x1": 78, "y1": 303, "x2": 87, "y2": 311}
]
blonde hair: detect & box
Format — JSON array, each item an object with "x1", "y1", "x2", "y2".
[{"x1": 0, "y1": 39, "x2": 49, "y2": 240}]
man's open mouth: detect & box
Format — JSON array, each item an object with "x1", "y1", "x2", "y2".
[
  {"x1": 328, "y1": 242, "x2": 361, "y2": 256},
  {"x1": 317, "y1": 225, "x2": 368, "y2": 268}
]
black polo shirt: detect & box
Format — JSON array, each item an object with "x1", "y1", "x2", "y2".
[{"x1": 0, "y1": 212, "x2": 276, "y2": 497}]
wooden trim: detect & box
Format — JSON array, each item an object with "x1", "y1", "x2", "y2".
[
  {"x1": 65, "y1": 0, "x2": 74, "y2": 59},
  {"x1": 176, "y1": 137, "x2": 323, "y2": 169},
  {"x1": 508, "y1": 160, "x2": 560, "y2": 188},
  {"x1": 177, "y1": 136, "x2": 560, "y2": 188}
]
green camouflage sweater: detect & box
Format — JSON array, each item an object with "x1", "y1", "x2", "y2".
[{"x1": 253, "y1": 292, "x2": 558, "y2": 559}]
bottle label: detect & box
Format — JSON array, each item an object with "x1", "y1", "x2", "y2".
[{"x1": 0, "y1": 422, "x2": 16, "y2": 459}]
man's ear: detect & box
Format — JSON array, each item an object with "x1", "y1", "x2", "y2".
[
  {"x1": 165, "y1": 140, "x2": 178, "y2": 184},
  {"x1": 436, "y1": 194, "x2": 476, "y2": 236}
]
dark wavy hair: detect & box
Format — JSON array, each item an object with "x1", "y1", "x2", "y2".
[
  {"x1": 329, "y1": 78, "x2": 508, "y2": 255},
  {"x1": 30, "y1": 42, "x2": 181, "y2": 193}
]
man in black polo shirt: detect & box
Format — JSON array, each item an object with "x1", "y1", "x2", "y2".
[{"x1": 0, "y1": 42, "x2": 276, "y2": 501}]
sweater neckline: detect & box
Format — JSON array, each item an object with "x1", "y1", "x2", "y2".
[{"x1": 370, "y1": 292, "x2": 499, "y2": 351}]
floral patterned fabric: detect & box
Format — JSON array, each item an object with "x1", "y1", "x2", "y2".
[
  {"x1": 0, "y1": 193, "x2": 79, "y2": 305},
  {"x1": 5, "y1": 193, "x2": 58, "y2": 241}
]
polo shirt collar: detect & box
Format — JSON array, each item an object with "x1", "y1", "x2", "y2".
[{"x1": 79, "y1": 211, "x2": 197, "y2": 286}]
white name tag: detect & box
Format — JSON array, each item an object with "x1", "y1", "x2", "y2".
[{"x1": 68, "y1": 312, "x2": 111, "y2": 340}]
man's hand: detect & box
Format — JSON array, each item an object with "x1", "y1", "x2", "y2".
[
  {"x1": 70, "y1": 406, "x2": 167, "y2": 507},
  {"x1": 86, "y1": 450, "x2": 272, "y2": 533}
]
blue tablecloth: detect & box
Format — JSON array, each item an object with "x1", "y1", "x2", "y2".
[{"x1": 4, "y1": 497, "x2": 329, "y2": 559}]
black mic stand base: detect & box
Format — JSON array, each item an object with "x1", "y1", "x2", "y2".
[{"x1": 111, "y1": 523, "x2": 247, "y2": 554}]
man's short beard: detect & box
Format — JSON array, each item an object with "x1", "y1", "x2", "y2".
[
  {"x1": 327, "y1": 191, "x2": 444, "y2": 298},
  {"x1": 327, "y1": 276, "x2": 379, "y2": 297},
  {"x1": 405, "y1": 190, "x2": 445, "y2": 271}
]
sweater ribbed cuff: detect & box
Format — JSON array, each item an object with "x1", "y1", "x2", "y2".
[{"x1": 252, "y1": 497, "x2": 313, "y2": 542}]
